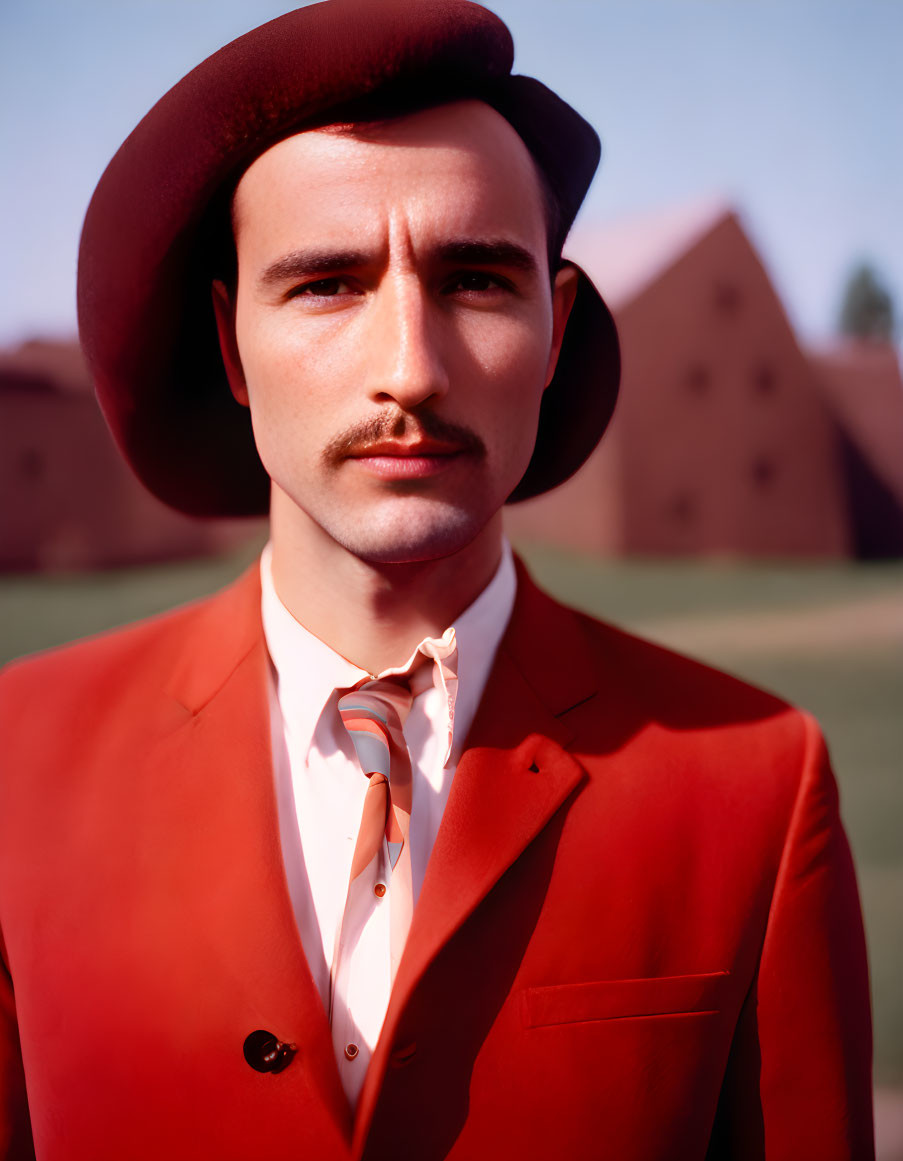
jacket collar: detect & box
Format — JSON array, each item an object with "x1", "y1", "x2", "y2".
[
  {"x1": 163, "y1": 553, "x2": 597, "y2": 722},
  {"x1": 163, "y1": 562, "x2": 264, "y2": 716}
]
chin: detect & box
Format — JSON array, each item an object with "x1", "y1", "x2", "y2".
[{"x1": 329, "y1": 499, "x2": 492, "y2": 566}]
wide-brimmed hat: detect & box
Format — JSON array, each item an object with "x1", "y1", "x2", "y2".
[{"x1": 77, "y1": 0, "x2": 619, "y2": 516}]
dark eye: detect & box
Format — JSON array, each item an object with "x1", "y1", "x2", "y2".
[
  {"x1": 445, "y1": 267, "x2": 513, "y2": 294},
  {"x1": 294, "y1": 277, "x2": 350, "y2": 297},
  {"x1": 447, "y1": 271, "x2": 505, "y2": 294}
]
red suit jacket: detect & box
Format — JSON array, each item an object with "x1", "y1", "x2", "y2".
[{"x1": 0, "y1": 561, "x2": 874, "y2": 1159}]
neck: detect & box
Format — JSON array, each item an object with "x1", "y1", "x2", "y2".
[{"x1": 268, "y1": 497, "x2": 504, "y2": 675}]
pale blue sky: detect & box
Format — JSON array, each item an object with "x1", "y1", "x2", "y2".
[{"x1": 1, "y1": 0, "x2": 900, "y2": 347}]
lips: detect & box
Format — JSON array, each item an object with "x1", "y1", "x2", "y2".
[
  {"x1": 347, "y1": 438, "x2": 466, "y2": 480},
  {"x1": 349, "y1": 438, "x2": 462, "y2": 458}
]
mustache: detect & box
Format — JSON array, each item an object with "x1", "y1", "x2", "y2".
[{"x1": 322, "y1": 410, "x2": 487, "y2": 463}]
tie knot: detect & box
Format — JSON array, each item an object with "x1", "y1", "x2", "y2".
[
  {"x1": 345, "y1": 676, "x2": 414, "y2": 719},
  {"x1": 337, "y1": 680, "x2": 413, "y2": 780}
]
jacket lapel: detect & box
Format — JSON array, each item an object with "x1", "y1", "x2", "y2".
[
  {"x1": 155, "y1": 566, "x2": 352, "y2": 1148},
  {"x1": 354, "y1": 561, "x2": 599, "y2": 1147}
]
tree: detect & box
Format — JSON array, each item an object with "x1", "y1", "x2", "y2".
[{"x1": 838, "y1": 262, "x2": 896, "y2": 342}]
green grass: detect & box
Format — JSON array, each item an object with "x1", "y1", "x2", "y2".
[
  {"x1": 518, "y1": 542, "x2": 903, "y2": 623},
  {"x1": 2, "y1": 539, "x2": 901, "y2": 1080},
  {"x1": 0, "y1": 533, "x2": 266, "y2": 664}
]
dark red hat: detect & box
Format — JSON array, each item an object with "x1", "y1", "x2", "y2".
[{"x1": 77, "y1": 0, "x2": 619, "y2": 516}]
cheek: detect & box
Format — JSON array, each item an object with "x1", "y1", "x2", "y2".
[
  {"x1": 455, "y1": 312, "x2": 553, "y2": 425},
  {"x1": 461, "y1": 294, "x2": 553, "y2": 373},
  {"x1": 235, "y1": 310, "x2": 355, "y2": 434}
]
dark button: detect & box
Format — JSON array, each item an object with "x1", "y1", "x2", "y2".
[
  {"x1": 344, "y1": 1042, "x2": 360, "y2": 1061},
  {"x1": 374, "y1": 883, "x2": 387, "y2": 898},
  {"x1": 390, "y1": 1041, "x2": 417, "y2": 1068},
  {"x1": 243, "y1": 1029, "x2": 297, "y2": 1074}
]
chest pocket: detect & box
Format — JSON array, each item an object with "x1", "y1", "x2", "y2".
[{"x1": 522, "y1": 970, "x2": 731, "y2": 1028}]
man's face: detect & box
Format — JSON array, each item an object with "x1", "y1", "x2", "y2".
[{"x1": 214, "y1": 100, "x2": 576, "y2": 565}]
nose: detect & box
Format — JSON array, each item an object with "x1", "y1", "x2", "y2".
[{"x1": 363, "y1": 273, "x2": 449, "y2": 410}]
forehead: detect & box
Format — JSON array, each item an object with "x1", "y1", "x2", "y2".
[{"x1": 231, "y1": 99, "x2": 548, "y2": 249}]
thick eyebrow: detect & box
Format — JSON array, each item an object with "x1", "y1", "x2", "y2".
[
  {"x1": 257, "y1": 249, "x2": 369, "y2": 291},
  {"x1": 437, "y1": 239, "x2": 540, "y2": 277},
  {"x1": 256, "y1": 238, "x2": 540, "y2": 292}
]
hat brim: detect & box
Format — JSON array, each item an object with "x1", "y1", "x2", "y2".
[{"x1": 509, "y1": 263, "x2": 619, "y2": 503}]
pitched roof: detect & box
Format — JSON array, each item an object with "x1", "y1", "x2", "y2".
[
  {"x1": 565, "y1": 196, "x2": 735, "y2": 308},
  {"x1": 0, "y1": 338, "x2": 90, "y2": 395}
]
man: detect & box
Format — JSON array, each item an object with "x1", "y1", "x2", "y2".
[{"x1": 0, "y1": 2, "x2": 873, "y2": 1158}]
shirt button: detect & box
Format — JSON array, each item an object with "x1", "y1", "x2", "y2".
[
  {"x1": 374, "y1": 883, "x2": 387, "y2": 898},
  {"x1": 344, "y1": 1043, "x2": 360, "y2": 1061}
]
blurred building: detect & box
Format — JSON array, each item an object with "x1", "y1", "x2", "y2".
[
  {"x1": 507, "y1": 200, "x2": 903, "y2": 558},
  {"x1": 809, "y1": 342, "x2": 903, "y2": 557},
  {"x1": 0, "y1": 340, "x2": 262, "y2": 571}
]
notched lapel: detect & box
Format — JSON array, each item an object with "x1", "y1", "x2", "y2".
[
  {"x1": 357, "y1": 565, "x2": 599, "y2": 1143},
  {"x1": 397, "y1": 648, "x2": 586, "y2": 995},
  {"x1": 392, "y1": 559, "x2": 600, "y2": 1004}
]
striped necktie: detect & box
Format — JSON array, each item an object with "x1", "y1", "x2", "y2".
[{"x1": 337, "y1": 677, "x2": 416, "y2": 982}]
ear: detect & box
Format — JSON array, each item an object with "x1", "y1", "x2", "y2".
[
  {"x1": 544, "y1": 262, "x2": 580, "y2": 389},
  {"x1": 211, "y1": 280, "x2": 249, "y2": 407}
]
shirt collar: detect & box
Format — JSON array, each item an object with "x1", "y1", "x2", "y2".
[{"x1": 260, "y1": 539, "x2": 516, "y2": 766}]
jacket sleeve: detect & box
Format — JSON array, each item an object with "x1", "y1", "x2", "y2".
[
  {"x1": 0, "y1": 935, "x2": 34, "y2": 1161},
  {"x1": 707, "y1": 712, "x2": 875, "y2": 1160}
]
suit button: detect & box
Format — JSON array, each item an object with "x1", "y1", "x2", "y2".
[
  {"x1": 243, "y1": 1029, "x2": 297, "y2": 1073},
  {"x1": 344, "y1": 1042, "x2": 360, "y2": 1061},
  {"x1": 374, "y1": 883, "x2": 387, "y2": 898},
  {"x1": 390, "y1": 1041, "x2": 417, "y2": 1068}
]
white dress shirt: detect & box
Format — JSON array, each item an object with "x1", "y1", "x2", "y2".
[{"x1": 260, "y1": 541, "x2": 517, "y2": 1106}]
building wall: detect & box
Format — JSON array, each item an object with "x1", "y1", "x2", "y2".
[
  {"x1": 1, "y1": 381, "x2": 259, "y2": 571},
  {"x1": 505, "y1": 430, "x2": 622, "y2": 553},
  {"x1": 509, "y1": 213, "x2": 852, "y2": 558},
  {"x1": 614, "y1": 216, "x2": 849, "y2": 556}
]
